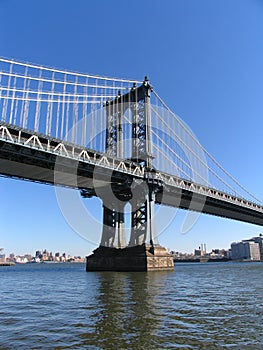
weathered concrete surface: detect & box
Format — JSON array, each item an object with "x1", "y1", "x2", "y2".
[{"x1": 86, "y1": 244, "x2": 174, "y2": 272}]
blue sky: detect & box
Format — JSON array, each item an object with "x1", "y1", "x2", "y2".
[{"x1": 1, "y1": 0, "x2": 263, "y2": 256}]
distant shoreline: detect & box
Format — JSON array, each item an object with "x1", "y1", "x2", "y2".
[
  {"x1": 0, "y1": 262, "x2": 15, "y2": 266},
  {"x1": 174, "y1": 258, "x2": 229, "y2": 263},
  {"x1": 173, "y1": 258, "x2": 262, "y2": 263},
  {"x1": 0, "y1": 261, "x2": 85, "y2": 266}
]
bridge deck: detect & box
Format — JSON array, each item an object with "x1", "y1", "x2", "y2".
[{"x1": 1, "y1": 122, "x2": 263, "y2": 227}]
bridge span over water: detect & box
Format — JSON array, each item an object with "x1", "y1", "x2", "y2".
[{"x1": 0, "y1": 58, "x2": 262, "y2": 270}]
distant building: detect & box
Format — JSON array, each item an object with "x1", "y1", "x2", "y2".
[
  {"x1": 0, "y1": 254, "x2": 6, "y2": 263},
  {"x1": 243, "y1": 235, "x2": 263, "y2": 261},
  {"x1": 24, "y1": 254, "x2": 32, "y2": 261},
  {"x1": 248, "y1": 242, "x2": 261, "y2": 261},
  {"x1": 15, "y1": 256, "x2": 29, "y2": 264},
  {"x1": 227, "y1": 249, "x2": 232, "y2": 259},
  {"x1": 231, "y1": 241, "x2": 260, "y2": 261},
  {"x1": 200, "y1": 244, "x2": 206, "y2": 256},
  {"x1": 36, "y1": 250, "x2": 43, "y2": 259},
  {"x1": 6, "y1": 253, "x2": 15, "y2": 263},
  {"x1": 194, "y1": 249, "x2": 201, "y2": 256},
  {"x1": 210, "y1": 249, "x2": 228, "y2": 258},
  {"x1": 0, "y1": 247, "x2": 5, "y2": 263},
  {"x1": 254, "y1": 236, "x2": 263, "y2": 261}
]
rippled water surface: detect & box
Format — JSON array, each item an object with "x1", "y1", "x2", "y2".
[{"x1": 0, "y1": 262, "x2": 262, "y2": 349}]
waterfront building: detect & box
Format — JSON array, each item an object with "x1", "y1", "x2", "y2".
[
  {"x1": 247, "y1": 242, "x2": 261, "y2": 261},
  {"x1": 227, "y1": 249, "x2": 232, "y2": 259},
  {"x1": 242, "y1": 235, "x2": 263, "y2": 261},
  {"x1": 231, "y1": 241, "x2": 260, "y2": 261},
  {"x1": 24, "y1": 254, "x2": 32, "y2": 262},
  {"x1": 6, "y1": 253, "x2": 15, "y2": 263},
  {"x1": 0, "y1": 254, "x2": 6, "y2": 263},
  {"x1": 15, "y1": 256, "x2": 29, "y2": 264},
  {"x1": 210, "y1": 249, "x2": 228, "y2": 259},
  {"x1": 200, "y1": 244, "x2": 207, "y2": 256},
  {"x1": 35, "y1": 250, "x2": 42, "y2": 259},
  {"x1": 253, "y1": 236, "x2": 263, "y2": 261},
  {"x1": 0, "y1": 248, "x2": 5, "y2": 263},
  {"x1": 194, "y1": 249, "x2": 201, "y2": 256}
]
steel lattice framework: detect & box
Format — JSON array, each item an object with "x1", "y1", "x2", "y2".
[{"x1": 1, "y1": 57, "x2": 263, "y2": 248}]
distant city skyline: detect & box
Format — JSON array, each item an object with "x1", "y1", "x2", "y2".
[
  {"x1": 1, "y1": 0, "x2": 263, "y2": 256},
  {"x1": 1, "y1": 233, "x2": 262, "y2": 258}
]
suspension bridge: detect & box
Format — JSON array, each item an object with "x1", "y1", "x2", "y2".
[{"x1": 0, "y1": 58, "x2": 262, "y2": 271}]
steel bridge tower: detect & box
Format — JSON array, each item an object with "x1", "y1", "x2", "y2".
[{"x1": 86, "y1": 78, "x2": 174, "y2": 271}]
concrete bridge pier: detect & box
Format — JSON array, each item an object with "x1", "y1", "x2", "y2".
[{"x1": 86, "y1": 187, "x2": 174, "y2": 272}]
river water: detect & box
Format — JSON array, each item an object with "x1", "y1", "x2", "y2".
[{"x1": 0, "y1": 262, "x2": 262, "y2": 349}]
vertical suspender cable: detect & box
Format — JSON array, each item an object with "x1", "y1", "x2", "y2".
[
  {"x1": 93, "y1": 78, "x2": 98, "y2": 150},
  {"x1": 82, "y1": 76, "x2": 88, "y2": 148},
  {"x1": 46, "y1": 71, "x2": 54, "y2": 136},
  {"x1": 20, "y1": 66, "x2": 28, "y2": 128},
  {"x1": 46, "y1": 94, "x2": 51, "y2": 135},
  {"x1": 49, "y1": 71, "x2": 55, "y2": 136},
  {"x1": 61, "y1": 73, "x2": 67, "y2": 140},
  {"x1": 65, "y1": 94, "x2": 70, "y2": 142},
  {"x1": 99, "y1": 78, "x2": 106, "y2": 152},
  {"x1": 35, "y1": 69, "x2": 42, "y2": 132},
  {"x1": 155, "y1": 99, "x2": 160, "y2": 171},
  {"x1": 14, "y1": 86, "x2": 19, "y2": 126},
  {"x1": 161, "y1": 99, "x2": 166, "y2": 173},
  {"x1": 9, "y1": 75, "x2": 16, "y2": 124},
  {"x1": 56, "y1": 96, "x2": 60, "y2": 139},
  {"x1": 23, "y1": 69, "x2": 30, "y2": 129},
  {"x1": 73, "y1": 75, "x2": 78, "y2": 144},
  {"x1": 2, "y1": 62, "x2": 13, "y2": 122}
]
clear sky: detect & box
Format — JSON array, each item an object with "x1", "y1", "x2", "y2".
[{"x1": 1, "y1": 0, "x2": 263, "y2": 257}]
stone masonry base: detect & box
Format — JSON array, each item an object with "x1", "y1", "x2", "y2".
[{"x1": 86, "y1": 244, "x2": 174, "y2": 272}]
